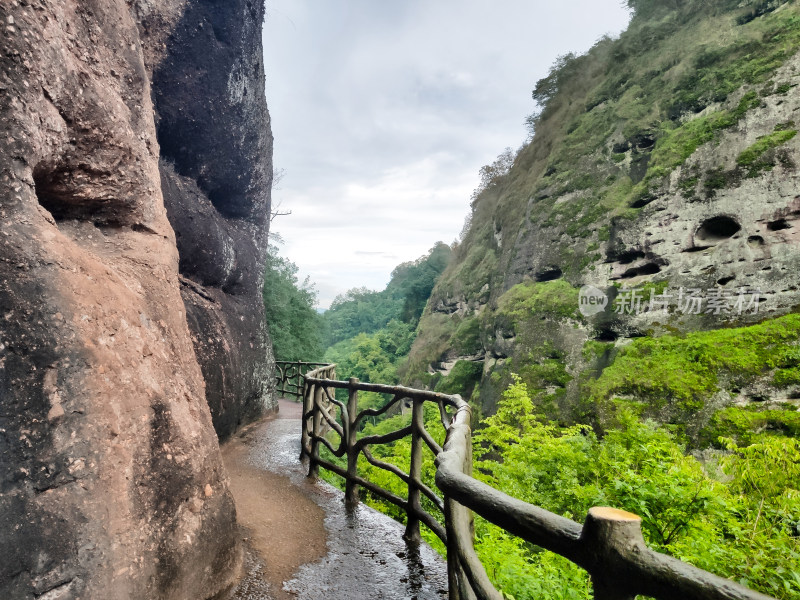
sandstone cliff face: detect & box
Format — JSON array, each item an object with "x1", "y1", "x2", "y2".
[
  {"x1": 0, "y1": 0, "x2": 271, "y2": 597},
  {"x1": 153, "y1": 0, "x2": 276, "y2": 438}
]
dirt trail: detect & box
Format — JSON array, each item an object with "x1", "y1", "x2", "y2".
[
  {"x1": 221, "y1": 401, "x2": 326, "y2": 599},
  {"x1": 220, "y1": 398, "x2": 449, "y2": 600}
]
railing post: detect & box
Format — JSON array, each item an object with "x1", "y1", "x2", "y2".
[
  {"x1": 308, "y1": 383, "x2": 324, "y2": 478},
  {"x1": 345, "y1": 377, "x2": 360, "y2": 509},
  {"x1": 580, "y1": 507, "x2": 642, "y2": 600},
  {"x1": 404, "y1": 398, "x2": 423, "y2": 544},
  {"x1": 300, "y1": 380, "x2": 312, "y2": 461},
  {"x1": 444, "y1": 497, "x2": 462, "y2": 600},
  {"x1": 292, "y1": 362, "x2": 302, "y2": 400}
]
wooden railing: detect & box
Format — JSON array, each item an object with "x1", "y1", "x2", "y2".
[
  {"x1": 296, "y1": 365, "x2": 776, "y2": 600},
  {"x1": 275, "y1": 360, "x2": 331, "y2": 400}
]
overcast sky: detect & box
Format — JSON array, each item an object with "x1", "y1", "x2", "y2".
[{"x1": 262, "y1": 1, "x2": 631, "y2": 308}]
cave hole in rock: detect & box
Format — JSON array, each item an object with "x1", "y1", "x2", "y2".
[
  {"x1": 717, "y1": 275, "x2": 736, "y2": 286},
  {"x1": 620, "y1": 262, "x2": 663, "y2": 279},
  {"x1": 612, "y1": 141, "x2": 630, "y2": 154},
  {"x1": 767, "y1": 218, "x2": 792, "y2": 231},
  {"x1": 595, "y1": 328, "x2": 619, "y2": 342},
  {"x1": 630, "y1": 194, "x2": 655, "y2": 209},
  {"x1": 748, "y1": 235, "x2": 765, "y2": 247},
  {"x1": 695, "y1": 216, "x2": 741, "y2": 242},
  {"x1": 631, "y1": 132, "x2": 656, "y2": 149},
  {"x1": 683, "y1": 245, "x2": 712, "y2": 253},
  {"x1": 33, "y1": 165, "x2": 69, "y2": 222},
  {"x1": 612, "y1": 249, "x2": 646, "y2": 265},
  {"x1": 534, "y1": 266, "x2": 563, "y2": 282},
  {"x1": 638, "y1": 262, "x2": 662, "y2": 275}
]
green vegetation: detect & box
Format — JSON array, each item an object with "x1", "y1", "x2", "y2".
[
  {"x1": 262, "y1": 245, "x2": 324, "y2": 361},
  {"x1": 471, "y1": 379, "x2": 800, "y2": 600},
  {"x1": 737, "y1": 125, "x2": 797, "y2": 166},
  {"x1": 589, "y1": 313, "x2": 800, "y2": 421},
  {"x1": 322, "y1": 242, "x2": 451, "y2": 347},
  {"x1": 736, "y1": 122, "x2": 798, "y2": 176},
  {"x1": 301, "y1": 2, "x2": 800, "y2": 597},
  {"x1": 701, "y1": 406, "x2": 800, "y2": 446},
  {"x1": 434, "y1": 360, "x2": 483, "y2": 398},
  {"x1": 318, "y1": 244, "x2": 452, "y2": 408},
  {"x1": 321, "y1": 376, "x2": 800, "y2": 600},
  {"x1": 646, "y1": 91, "x2": 761, "y2": 181},
  {"x1": 323, "y1": 320, "x2": 416, "y2": 410},
  {"x1": 497, "y1": 280, "x2": 580, "y2": 323}
]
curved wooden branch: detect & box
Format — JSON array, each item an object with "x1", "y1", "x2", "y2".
[
  {"x1": 354, "y1": 424, "x2": 413, "y2": 452},
  {"x1": 362, "y1": 447, "x2": 410, "y2": 485},
  {"x1": 312, "y1": 433, "x2": 346, "y2": 458},
  {"x1": 356, "y1": 393, "x2": 405, "y2": 424},
  {"x1": 438, "y1": 399, "x2": 452, "y2": 429},
  {"x1": 419, "y1": 423, "x2": 443, "y2": 455},
  {"x1": 322, "y1": 385, "x2": 348, "y2": 417},
  {"x1": 448, "y1": 497, "x2": 503, "y2": 600},
  {"x1": 315, "y1": 400, "x2": 344, "y2": 438}
]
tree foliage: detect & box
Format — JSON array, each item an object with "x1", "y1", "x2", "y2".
[
  {"x1": 471, "y1": 378, "x2": 800, "y2": 600},
  {"x1": 322, "y1": 243, "x2": 452, "y2": 347},
  {"x1": 262, "y1": 245, "x2": 324, "y2": 361},
  {"x1": 323, "y1": 376, "x2": 800, "y2": 600},
  {"x1": 470, "y1": 147, "x2": 517, "y2": 204}
]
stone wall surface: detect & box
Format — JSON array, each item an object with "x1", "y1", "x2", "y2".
[
  {"x1": 0, "y1": 0, "x2": 273, "y2": 597},
  {"x1": 153, "y1": 0, "x2": 276, "y2": 439}
]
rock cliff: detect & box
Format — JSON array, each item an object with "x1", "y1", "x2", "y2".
[
  {"x1": 0, "y1": 0, "x2": 273, "y2": 597},
  {"x1": 153, "y1": 0, "x2": 276, "y2": 438},
  {"x1": 404, "y1": 0, "x2": 800, "y2": 441}
]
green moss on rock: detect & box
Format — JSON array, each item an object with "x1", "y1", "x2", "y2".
[
  {"x1": 590, "y1": 313, "x2": 800, "y2": 419},
  {"x1": 497, "y1": 280, "x2": 580, "y2": 323},
  {"x1": 736, "y1": 125, "x2": 797, "y2": 167}
]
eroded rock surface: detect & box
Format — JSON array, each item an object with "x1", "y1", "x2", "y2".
[
  {"x1": 154, "y1": 0, "x2": 276, "y2": 438},
  {"x1": 0, "y1": 0, "x2": 272, "y2": 597}
]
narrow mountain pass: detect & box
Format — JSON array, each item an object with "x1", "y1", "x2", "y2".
[{"x1": 221, "y1": 399, "x2": 449, "y2": 600}]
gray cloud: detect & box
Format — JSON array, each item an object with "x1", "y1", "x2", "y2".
[{"x1": 263, "y1": 0, "x2": 630, "y2": 308}]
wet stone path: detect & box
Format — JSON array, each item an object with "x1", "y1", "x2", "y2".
[{"x1": 221, "y1": 399, "x2": 449, "y2": 600}]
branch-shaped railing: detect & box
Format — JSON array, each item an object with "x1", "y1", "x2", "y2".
[
  {"x1": 290, "y1": 365, "x2": 776, "y2": 600},
  {"x1": 275, "y1": 361, "x2": 331, "y2": 401}
]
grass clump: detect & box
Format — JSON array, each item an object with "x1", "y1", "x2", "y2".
[
  {"x1": 590, "y1": 313, "x2": 800, "y2": 415},
  {"x1": 497, "y1": 280, "x2": 580, "y2": 323},
  {"x1": 700, "y1": 406, "x2": 800, "y2": 446},
  {"x1": 452, "y1": 316, "x2": 482, "y2": 354},
  {"x1": 736, "y1": 124, "x2": 797, "y2": 167},
  {"x1": 435, "y1": 360, "x2": 483, "y2": 398},
  {"x1": 646, "y1": 92, "x2": 761, "y2": 181}
]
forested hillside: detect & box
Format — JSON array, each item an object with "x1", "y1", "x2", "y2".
[
  {"x1": 322, "y1": 243, "x2": 451, "y2": 389},
  {"x1": 405, "y1": 0, "x2": 800, "y2": 439},
  {"x1": 381, "y1": 1, "x2": 800, "y2": 596}
]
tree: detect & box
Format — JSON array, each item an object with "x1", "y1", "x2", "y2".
[
  {"x1": 262, "y1": 245, "x2": 324, "y2": 361},
  {"x1": 321, "y1": 243, "x2": 452, "y2": 347},
  {"x1": 470, "y1": 148, "x2": 517, "y2": 204}
]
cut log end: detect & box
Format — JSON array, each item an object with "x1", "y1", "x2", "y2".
[{"x1": 588, "y1": 506, "x2": 641, "y2": 523}]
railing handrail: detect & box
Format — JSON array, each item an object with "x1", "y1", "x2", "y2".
[
  {"x1": 276, "y1": 360, "x2": 331, "y2": 366},
  {"x1": 293, "y1": 365, "x2": 776, "y2": 600},
  {"x1": 274, "y1": 360, "x2": 332, "y2": 401}
]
